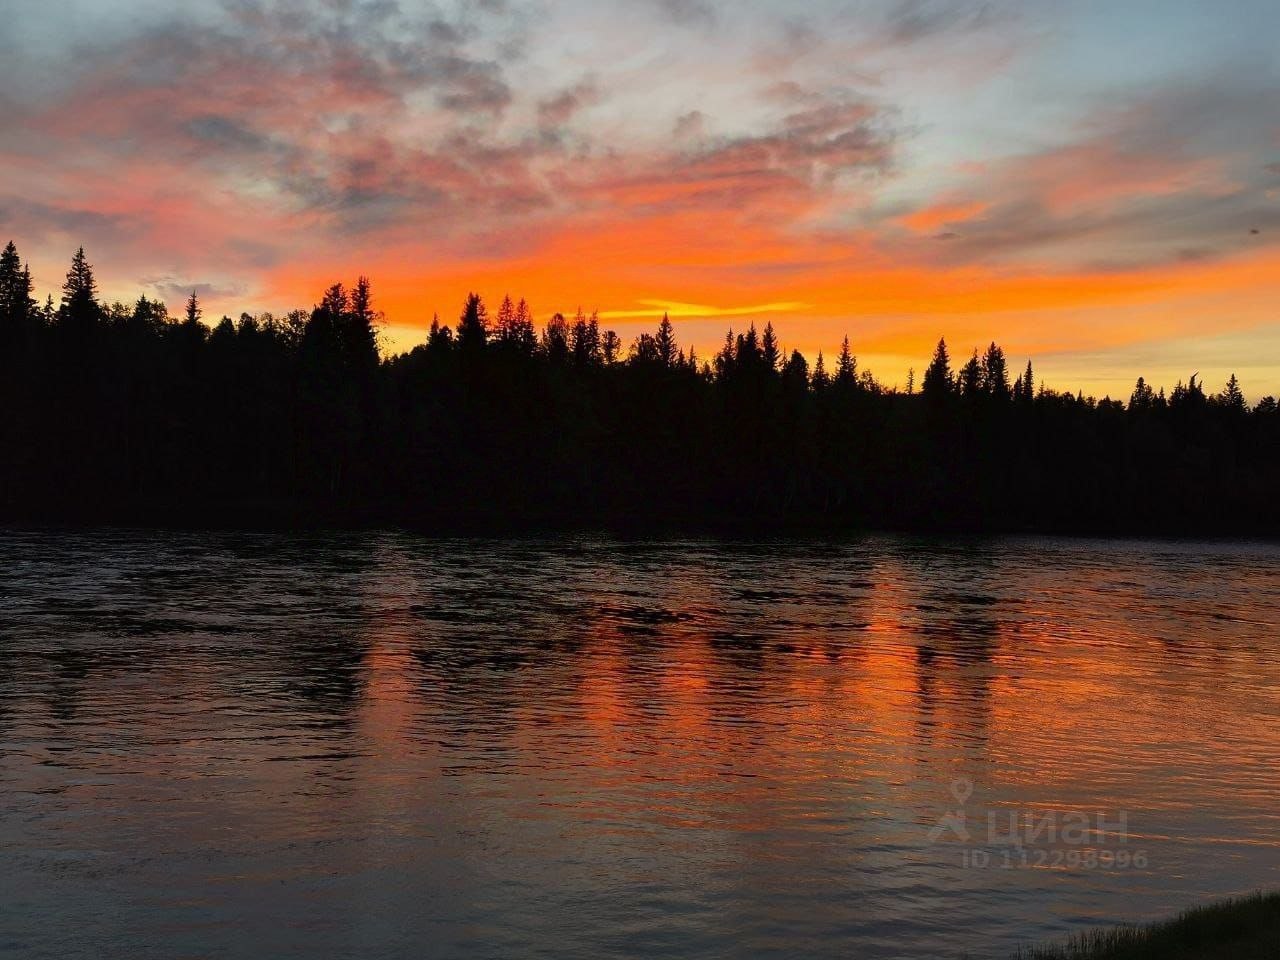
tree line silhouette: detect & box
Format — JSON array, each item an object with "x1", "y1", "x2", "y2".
[{"x1": 2, "y1": 241, "x2": 1277, "y2": 533}]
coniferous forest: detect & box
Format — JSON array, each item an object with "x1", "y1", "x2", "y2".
[{"x1": 1, "y1": 241, "x2": 1277, "y2": 534}]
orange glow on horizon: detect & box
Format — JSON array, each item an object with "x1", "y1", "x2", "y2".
[{"x1": 251, "y1": 238, "x2": 1280, "y2": 390}]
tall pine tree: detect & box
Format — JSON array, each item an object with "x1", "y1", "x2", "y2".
[
  {"x1": 456, "y1": 293, "x2": 488, "y2": 352},
  {"x1": 761, "y1": 322, "x2": 781, "y2": 372},
  {"x1": 982, "y1": 342, "x2": 1010, "y2": 400},
  {"x1": 835, "y1": 335, "x2": 857, "y2": 387},
  {"x1": 922, "y1": 338, "x2": 953, "y2": 400},
  {"x1": 0, "y1": 242, "x2": 33, "y2": 335},
  {"x1": 655, "y1": 312, "x2": 678, "y2": 367},
  {"x1": 60, "y1": 246, "x2": 100, "y2": 331},
  {"x1": 346, "y1": 275, "x2": 378, "y2": 367}
]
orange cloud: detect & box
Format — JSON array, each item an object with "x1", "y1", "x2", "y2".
[
  {"x1": 896, "y1": 200, "x2": 989, "y2": 234},
  {"x1": 1029, "y1": 146, "x2": 1228, "y2": 215}
]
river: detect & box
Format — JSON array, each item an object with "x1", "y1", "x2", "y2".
[{"x1": 1, "y1": 530, "x2": 1276, "y2": 958}]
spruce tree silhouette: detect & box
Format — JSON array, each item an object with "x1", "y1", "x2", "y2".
[
  {"x1": 761, "y1": 322, "x2": 781, "y2": 372},
  {"x1": 1014, "y1": 359, "x2": 1033, "y2": 403},
  {"x1": 922, "y1": 338, "x2": 953, "y2": 400},
  {"x1": 495, "y1": 295, "x2": 516, "y2": 346},
  {"x1": 812, "y1": 351, "x2": 829, "y2": 392},
  {"x1": 0, "y1": 242, "x2": 34, "y2": 336},
  {"x1": 456, "y1": 293, "x2": 488, "y2": 352},
  {"x1": 571, "y1": 309, "x2": 602, "y2": 366},
  {"x1": 982, "y1": 342, "x2": 1010, "y2": 400},
  {"x1": 512, "y1": 299, "x2": 537, "y2": 356},
  {"x1": 347, "y1": 276, "x2": 379, "y2": 369},
  {"x1": 958, "y1": 350, "x2": 982, "y2": 398},
  {"x1": 1220, "y1": 373, "x2": 1246, "y2": 412},
  {"x1": 1130, "y1": 376, "x2": 1155, "y2": 411},
  {"x1": 542, "y1": 312, "x2": 569, "y2": 364},
  {"x1": 59, "y1": 247, "x2": 100, "y2": 333},
  {"x1": 185, "y1": 291, "x2": 202, "y2": 326},
  {"x1": 783, "y1": 349, "x2": 809, "y2": 390},
  {"x1": 835, "y1": 336, "x2": 857, "y2": 388},
  {"x1": 655, "y1": 312, "x2": 678, "y2": 368}
]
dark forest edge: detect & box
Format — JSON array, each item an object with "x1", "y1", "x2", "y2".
[{"x1": 2, "y1": 242, "x2": 1278, "y2": 535}]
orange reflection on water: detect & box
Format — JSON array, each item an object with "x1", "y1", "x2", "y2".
[{"x1": 5, "y1": 531, "x2": 1277, "y2": 959}]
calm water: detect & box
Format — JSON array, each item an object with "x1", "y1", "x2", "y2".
[{"x1": 0, "y1": 530, "x2": 1277, "y2": 959}]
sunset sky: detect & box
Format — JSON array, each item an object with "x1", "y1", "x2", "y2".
[{"x1": 2, "y1": 0, "x2": 1278, "y2": 397}]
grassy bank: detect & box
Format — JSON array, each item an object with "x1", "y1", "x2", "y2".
[{"x1": 1015, "y1": 891, "x2": 1280, "y2": 959}]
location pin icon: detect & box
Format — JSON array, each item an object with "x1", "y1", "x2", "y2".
[{"x1": 951, "y1": 778, "x2": 973, "y2": 805}]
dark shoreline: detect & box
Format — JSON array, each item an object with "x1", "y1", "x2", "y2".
[
  {"x1": 1012, "y1": 891, "x2": 1280, "y2": 959},
  {"x1": 3, "y1": 501, "x2": 1277, "y2": 543}
]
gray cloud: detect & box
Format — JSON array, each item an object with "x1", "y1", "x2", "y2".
[
  {"x1": 883, "y1": 0, "x2": 1001, "y2": 44},
  {"x1": 537, "y1": 79, "x2": 599, "y2": 129},
  {"x1": 888, "y1": 71, "x2": 1280, "y2": 270},
  {"x1": 186, "y1": 115, "x2": 272, "y2": 153},
  {"x1": 900, "y1": 170, "x2": 1280, "y2": 273},
  {"x1": 434, "y1": 57, "x2": 511, "y2": 114},
  {"x1": 140, "y1": 277, "x2": 249, "y2": 306},
  {"x1": 0, "y1": 197, "x2": 132, "y2": 243},
  {"x1": 673, "y1": 110, "x2": 706, "y2": 140},
  {"x1": 579, "y1": 87, "x2": 895, "y2": 217},
  {"x1": 650, "y1": 0, "x2": 716, "y2": 28},
  {"x1": 751, "y1": 16, "x2": 823, "y2": 71}
]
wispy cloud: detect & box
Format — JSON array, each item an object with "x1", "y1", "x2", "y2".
[{"x1": 598, "y1": 299, "x2": 809, "y2": 319}]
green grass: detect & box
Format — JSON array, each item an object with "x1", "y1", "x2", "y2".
[{"x1": 1014, "y1": 892, "x2": 1280, "y2": 959}]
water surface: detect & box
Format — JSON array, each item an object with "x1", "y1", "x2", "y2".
[{"x1": 1, "y1": 530, "x2": 1277, "y2": 958}]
